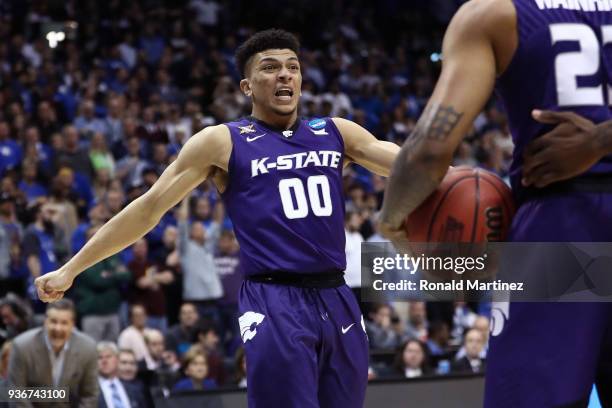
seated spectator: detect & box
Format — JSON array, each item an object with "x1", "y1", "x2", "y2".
[
  {"x1": 390, "y1": 339, "x2": 432, "y2": 379},
  {"x1": 118, "y1": 349, "x2": 139, "y2": 383},
  {"x1": 365, "y1": 303, "x2": 400, "y2": 350},
  {"x1": 165, "y1": 303, "x2": 199, "y2": 358},
  {"x1": 451, "y1": 301, "x2": 478, "y2": 345},
  {"x1": 74, "y1": 226, "x2": 131, "y2": 342},
  {"x1": 234, "y1": 347, "x2": 247, "y2": 388},
  {"x1": 0, "y1": 294, "x2": 33, "y2": 341},
  {"x1": 118, "y1": 304, "x2": 154, "y2": 367},
  {"x1": 138, "y1": 329, "x2": 180, "y2": 390},
  {"x1": 455, "y1": 315, "x2": 489, "y2": 360},
  {"x1": 452, "y1": 329, "x2": 487, "y2": 374},
  {"x1": 195, "y1": 321, "x2": 226, "y2": 385},
  {"x1": 173, "y1": 346, "x2": 217, "y2": 392},
  {"x1": 8, "y1": 300, "x2": 98, "y2": 404},
  {"x1": 404, "y1": 301, "x2": 428, "y2": 342},
  {"x1": 426, "y1": 321, "x2": 451, "y2": 357},
  {"x1": 97, "y1": 341, "x2": 148, "y2": 408}
]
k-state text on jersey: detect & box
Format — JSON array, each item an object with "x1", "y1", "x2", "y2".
[{"x1": 251, "y1": 150, "x2": 342, "y2": 177}]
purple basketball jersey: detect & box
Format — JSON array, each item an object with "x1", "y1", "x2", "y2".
[
  {"x1": 496, "y1": 0, "x2": 612, "y2": 201},
  {"x1": 221, "y1": 117, "x2": 346, "y2": 277}
]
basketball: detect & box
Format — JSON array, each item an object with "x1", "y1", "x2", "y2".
[{"x1": 405, "y1": 166, "x2": 515, "y2": 243}]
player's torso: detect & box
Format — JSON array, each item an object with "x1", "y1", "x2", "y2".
[
  {"x1": 496, "y1": 0, "x2": 612, "y2": 200},
  {"x1": 221, "y1": 117, "x2": 347, "y2": 276}
]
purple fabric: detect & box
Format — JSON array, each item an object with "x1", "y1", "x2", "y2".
[
  {"x1": 221, "y1": 117, "x2": 347, "y2": 276},
  {"x1": 239, "y1": 281, "x2": 368, "y2": 407}
]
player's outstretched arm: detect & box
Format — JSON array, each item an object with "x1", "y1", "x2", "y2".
[
  {"x1": 332, "y1": 117, "x2": 400, "y2": 177},
  {"x1": 379, "y1": 0, "x2": 514, "y2": 235},
  {"x1": 34, "y1": 125, "x2": 231, "y2": 302}
]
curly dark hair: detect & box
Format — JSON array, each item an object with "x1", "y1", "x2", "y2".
[{"x1": 235, "y1": 29, "x2": 300, "y2": 77}]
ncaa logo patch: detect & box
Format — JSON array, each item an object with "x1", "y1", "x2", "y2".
[
  {"x1": 308, "y1": 118, "x2": 326, "y2": 130},
  {"x1": 239, "y1": 311, "x2": 266, "y2": 343}
]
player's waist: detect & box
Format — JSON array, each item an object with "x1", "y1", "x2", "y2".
[
  {"x1": 246, "y1": 270, "x2": 345, "y2": 288},
  {"x1": 520, "y1": 172, "x2": 612, "y2": 203}
]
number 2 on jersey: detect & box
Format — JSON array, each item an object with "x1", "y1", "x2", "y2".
[
  {"x1": 550, "y1": 23, "x2": 612, "y2": 106},
  {"x1": 279, "y1": 175, "x2": 332, "y2": 219}
]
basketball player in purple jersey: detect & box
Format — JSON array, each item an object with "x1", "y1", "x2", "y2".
[
  {"x1": 34, "y1": 29, "x2": 399, "y2": 406},
  {"x1": 380, "y1": 0, "x2": 612, "y2": 407}
]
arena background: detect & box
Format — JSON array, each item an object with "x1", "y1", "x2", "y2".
[{"x1": 0, "y1": 0, "x2": 593, "y2": 407}]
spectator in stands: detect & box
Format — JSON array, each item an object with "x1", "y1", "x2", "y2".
[
  {"x1": 455, "y1": 316, "x2": 489, "y2": 360},
  {"x1": 97, "y1": 341, "x2": 148, "y2": 408},
  {"x1": 344, "y1": 211, "x2": 364, "y2": 298},
  {"x1": 366, "y1": 303, "x2": 400, "y2": 350},
  {"x1": 118, "y1": 304, "x2": 154, "y2": 367},
  {"x1": 89, "y1": 131, "x2": 116, "y2": 177},
  {"x1": 8, "y1": 300, "x2": 99, "y2": 405},
  {"x1": 138, "y1": 329, "x2": 180, "y2": 390},
  {"x1": 115, "y1": 137, "x2": 147, "y2": 189},
  {"x1": 405, "y1": 301, "x2": 428, "y2": 341},
  {"x1": 452, "y1": 329, "x2": 487, "y2": 374},
  {"x1": 0, "y1": 341, "x2": 11, "y2": 380},
  {"x1": 0, "y1": 294, "x2": 33, "y2": 341},
  {"x1": 451, "y1": 302, "x2": 478, "y2": 345},
  {"x1": 173, "y1": 346, "x2": 217, "y2": 392},
  {"x1": 426, "y1": 321, "x2": 451, "y2": 357},
  {"x1": 18, "y1": 159, "x2": 47, "y2": 204},
  {"x1": 391, "y1": 339, "x2": 431, "y2": 379},
  {"x1": 234, "y1": 347, "x2": 247, "y2": 388},
  {"x1": 129, "y1": 238, "x2": 172, "y2": 332},
  {"x1": 177, "y1": 195, "x2": 222, "y2": 324},
  {"x1": 213, "y1": 230, "x2": 242, "y2": 352},
  {"x1": 165, "y1": 302, "x2": 199, "y2": 358},
  {"x1": 118, "y1": 349, "x2": 140, "y2": 382},
  {"x1": 195, "y1": 321, "x2": 226, "y2": 385},
  {"x1": 23, "y1": 201, "x2": 68, "y2": 313},
  {"x1": 105, "y1": 188, "x2": 125, "y2": 217},
  {"x1": 74, "y1": 226, "x2": 131, "y2": 342},
  {"x1": 152, "y1": 225, "x2": 181, "y2": 326},
  {"x1": 54, "y1": 125, "x2": 94, "y2": 180}
]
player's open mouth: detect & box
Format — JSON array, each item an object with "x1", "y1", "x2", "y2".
[{"x1": 275, "y1": 88, "x2": 293, "y2": 101}]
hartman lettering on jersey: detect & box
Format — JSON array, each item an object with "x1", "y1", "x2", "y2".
[
  {"x1": 251, "y1": 150, "x2": 342, "y2": 178},
  {"x1": 534, "y1": 0, "x2": 612, "y2": 11}
]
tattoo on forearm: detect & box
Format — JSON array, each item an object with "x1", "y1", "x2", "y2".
[
  {"x1": 408, "y1": 103, "x2": 464, "y2": 147},
  {"x1": 380, "y1": 103, "x2": 463, "y2": 227}
]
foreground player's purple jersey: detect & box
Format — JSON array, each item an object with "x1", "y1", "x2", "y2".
[
  {"x1": 496, "y1": 0, "x2": 612, "y2": 201},
  {"x1": 221, "y1": 117, "x2": 346, "y2": 276}
]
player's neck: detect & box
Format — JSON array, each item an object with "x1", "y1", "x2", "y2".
[{"x1": 250, "y1": 108, "x2": 297, "y2": 130}]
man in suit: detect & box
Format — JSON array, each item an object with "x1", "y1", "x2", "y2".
[
  {"x1": 8, "y1": 299, "x2": 98, "y2": 407},
  {"x1": 452, "y1": 328, "x2": 487, "y2": 374},
  {"x1": 97, "y1": 342, "x2": 148, "y2": 408}
]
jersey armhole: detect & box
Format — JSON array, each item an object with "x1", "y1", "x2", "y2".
[{"x1": 219, "y1": 124, "x2": 236, "y2": 197}]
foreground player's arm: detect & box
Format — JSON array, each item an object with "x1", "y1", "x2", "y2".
[
  {"x1": 333, "y1": 117, "x2": 400, "y2": 176},
  {"x1": 35, "y1": 125, "x2": 230, "y2": 302},
  {"x1": 379, "y1": 0, "x2": 511, "y2": 231},
  {"x1": 522, "y1": 110, "x2": 612, "y2": 187}
]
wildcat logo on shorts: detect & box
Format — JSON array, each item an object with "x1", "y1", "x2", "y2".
[{"x1": 239, "y1": 311, "x2": 266, "y2": 343}]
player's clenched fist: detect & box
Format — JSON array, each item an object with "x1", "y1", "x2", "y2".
[{"x1": 34, "y1": 270, "x2": 74, "y2": 303}]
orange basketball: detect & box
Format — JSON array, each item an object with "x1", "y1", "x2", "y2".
[{"x1": 405, "y1": 166, "x2": 515, "y2": 243}]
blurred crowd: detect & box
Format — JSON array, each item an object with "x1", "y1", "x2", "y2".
[{"x1": 0, "y1": 0, "x2": 512, "y2": 403}]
